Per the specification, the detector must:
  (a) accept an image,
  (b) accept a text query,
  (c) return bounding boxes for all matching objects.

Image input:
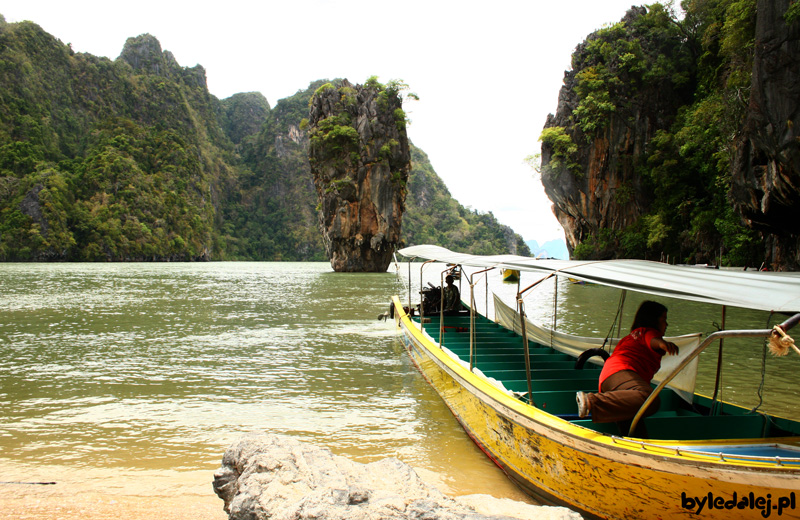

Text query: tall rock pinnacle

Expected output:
[307,78,411,272]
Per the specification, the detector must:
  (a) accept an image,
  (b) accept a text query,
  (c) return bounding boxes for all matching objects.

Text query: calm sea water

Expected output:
[0,262,797,504]
[0,262,531,504]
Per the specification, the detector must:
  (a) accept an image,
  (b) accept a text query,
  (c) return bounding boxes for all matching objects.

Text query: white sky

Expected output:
[3,1,639,243]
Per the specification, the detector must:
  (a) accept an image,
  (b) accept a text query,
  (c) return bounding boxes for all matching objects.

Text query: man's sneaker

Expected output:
[576,391,590,418]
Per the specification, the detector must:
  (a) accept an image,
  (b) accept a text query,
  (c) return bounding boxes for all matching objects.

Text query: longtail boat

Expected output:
[502,269,520,283]
[391,245,800,520]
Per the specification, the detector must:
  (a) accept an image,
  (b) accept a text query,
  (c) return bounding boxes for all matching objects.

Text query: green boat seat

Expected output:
[642,413,767,440]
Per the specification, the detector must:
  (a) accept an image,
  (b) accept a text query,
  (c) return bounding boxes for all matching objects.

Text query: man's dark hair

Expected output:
[630,300,667,331]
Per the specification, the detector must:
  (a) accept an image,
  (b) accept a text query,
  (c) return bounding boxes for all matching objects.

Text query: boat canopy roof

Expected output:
[398,245,800,313]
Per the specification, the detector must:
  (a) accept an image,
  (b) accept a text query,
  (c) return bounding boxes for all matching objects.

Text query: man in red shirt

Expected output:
[576,301,679,425]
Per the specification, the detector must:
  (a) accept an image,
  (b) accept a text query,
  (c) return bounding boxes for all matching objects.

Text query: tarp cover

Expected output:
[493,295,701,402]
[399,245,800,313]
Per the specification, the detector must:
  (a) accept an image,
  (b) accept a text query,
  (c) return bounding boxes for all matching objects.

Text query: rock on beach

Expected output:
[213,432,582,520]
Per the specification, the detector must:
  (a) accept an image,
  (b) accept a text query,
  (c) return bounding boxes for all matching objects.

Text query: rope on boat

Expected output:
[768,324,800,357]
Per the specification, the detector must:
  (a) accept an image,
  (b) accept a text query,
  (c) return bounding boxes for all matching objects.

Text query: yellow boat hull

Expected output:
[393,297,800,519]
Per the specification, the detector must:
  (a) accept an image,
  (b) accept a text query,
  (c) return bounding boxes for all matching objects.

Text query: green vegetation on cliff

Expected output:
[639,0,761,266]
[0,18,527,261]
[0,26,226,260]
[541,1,771,266]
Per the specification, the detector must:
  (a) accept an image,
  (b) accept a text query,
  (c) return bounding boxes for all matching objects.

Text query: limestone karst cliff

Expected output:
[732,0,800,270]
[540,6,694,260]
[307,79,411,272]
[540,2,799,269]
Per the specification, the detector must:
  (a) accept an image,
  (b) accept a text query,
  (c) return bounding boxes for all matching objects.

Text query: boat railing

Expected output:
[629,312,800,435]
[609,436,800,466]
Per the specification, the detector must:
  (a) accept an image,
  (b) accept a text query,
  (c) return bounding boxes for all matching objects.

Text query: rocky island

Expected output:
[307,79,412,272]
[0,17,526,262]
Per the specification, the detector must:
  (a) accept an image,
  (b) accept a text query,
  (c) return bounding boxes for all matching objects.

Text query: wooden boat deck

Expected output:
[414,312,800,442]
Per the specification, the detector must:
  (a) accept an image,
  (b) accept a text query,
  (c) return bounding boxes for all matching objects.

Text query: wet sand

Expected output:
[0,463,226,520]
[0,493,225,520]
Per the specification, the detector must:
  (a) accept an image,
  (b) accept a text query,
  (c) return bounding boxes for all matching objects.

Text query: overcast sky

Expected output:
[4,1,642,243]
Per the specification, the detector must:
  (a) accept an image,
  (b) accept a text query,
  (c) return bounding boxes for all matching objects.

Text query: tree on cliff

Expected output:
[0,28,223,261]
[540,1,798,269]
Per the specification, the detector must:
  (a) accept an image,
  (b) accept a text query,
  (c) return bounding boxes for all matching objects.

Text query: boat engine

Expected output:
[420,283,442,315]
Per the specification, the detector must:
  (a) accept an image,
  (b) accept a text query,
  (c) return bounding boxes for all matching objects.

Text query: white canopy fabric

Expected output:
[399,245,800,313]
[493,295,701,402]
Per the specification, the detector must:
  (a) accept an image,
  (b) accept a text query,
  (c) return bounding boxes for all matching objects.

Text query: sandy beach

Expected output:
[0,493,225,520]
[0,463,226,520]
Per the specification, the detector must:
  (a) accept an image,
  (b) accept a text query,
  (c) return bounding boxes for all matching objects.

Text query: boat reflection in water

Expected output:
[392,245,800,520]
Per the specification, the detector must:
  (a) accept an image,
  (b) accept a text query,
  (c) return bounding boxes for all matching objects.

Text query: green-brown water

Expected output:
[0,262,531,506]
[0,262,797,508]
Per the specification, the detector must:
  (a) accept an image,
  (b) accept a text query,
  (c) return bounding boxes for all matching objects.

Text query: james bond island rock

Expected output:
[307,78,411,272]
[212,432,583,520]
[732,0,800,270]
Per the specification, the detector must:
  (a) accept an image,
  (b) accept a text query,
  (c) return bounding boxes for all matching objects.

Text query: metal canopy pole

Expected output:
[468,267,495,372]
[419,259,436,333]
[485,272,489,320]
[439,270,445,347]
[518,296,533,405]
[553,275,559,333]
[407,256,414,315]
[711,305,727,415]
[617,290,627,340]
[515,272,557,407]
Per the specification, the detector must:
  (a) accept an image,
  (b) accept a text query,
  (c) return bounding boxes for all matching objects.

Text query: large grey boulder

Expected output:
[213,433,582,520]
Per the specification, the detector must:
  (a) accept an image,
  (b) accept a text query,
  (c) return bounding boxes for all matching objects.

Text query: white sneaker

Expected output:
[576,391,590,418]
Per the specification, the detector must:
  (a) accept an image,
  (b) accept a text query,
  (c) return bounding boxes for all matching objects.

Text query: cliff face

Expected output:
[119,33,208,89]
[540,3,799,268]
[541,88,657,255]
[540,7,689,257]
[307,79,411,272]
[219,92,271,146]
[732,0,800,270]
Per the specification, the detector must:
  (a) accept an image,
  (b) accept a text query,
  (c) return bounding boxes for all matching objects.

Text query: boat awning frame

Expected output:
[398,245,800,313]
